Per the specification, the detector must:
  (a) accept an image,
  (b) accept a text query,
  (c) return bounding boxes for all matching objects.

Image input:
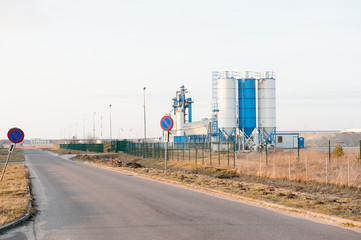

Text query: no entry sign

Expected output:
[160,116,173,131]
[7,128,25,144]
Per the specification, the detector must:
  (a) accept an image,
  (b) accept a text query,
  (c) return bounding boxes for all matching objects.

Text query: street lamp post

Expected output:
[83,119,86,141]
[109,104,112,141]
[143,87,147,143]
[75,122,78,139]
[93,112,96,140]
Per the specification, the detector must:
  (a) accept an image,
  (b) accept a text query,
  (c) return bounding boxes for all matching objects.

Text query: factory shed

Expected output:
[183,119,210,136]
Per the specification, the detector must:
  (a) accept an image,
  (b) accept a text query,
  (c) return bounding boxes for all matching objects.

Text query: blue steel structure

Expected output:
[219,129,237,143]
[259,128,277,145]
[238,79,256,137]
[187,97,192,123]
[172,85,193,124]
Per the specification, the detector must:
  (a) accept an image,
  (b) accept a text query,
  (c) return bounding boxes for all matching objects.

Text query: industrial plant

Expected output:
[164,71,286,151]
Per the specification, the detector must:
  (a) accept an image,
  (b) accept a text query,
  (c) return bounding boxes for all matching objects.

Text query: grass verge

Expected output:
[0,164,30,227]
[0,150,24,162]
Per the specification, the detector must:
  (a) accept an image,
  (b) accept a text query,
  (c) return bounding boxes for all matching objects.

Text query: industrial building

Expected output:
[163,71,303,151]
[276,132,304,149]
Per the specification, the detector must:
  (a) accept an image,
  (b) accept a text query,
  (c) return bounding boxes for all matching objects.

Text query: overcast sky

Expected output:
[1,0,360,140]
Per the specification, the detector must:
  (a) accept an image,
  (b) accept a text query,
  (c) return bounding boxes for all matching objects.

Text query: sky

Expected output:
[1,0,360,140]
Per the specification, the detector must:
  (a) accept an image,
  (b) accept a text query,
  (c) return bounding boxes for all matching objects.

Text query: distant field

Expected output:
[0,149,24,162]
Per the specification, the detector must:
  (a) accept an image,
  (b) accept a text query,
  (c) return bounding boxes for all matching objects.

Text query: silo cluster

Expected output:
[213,71,276,150]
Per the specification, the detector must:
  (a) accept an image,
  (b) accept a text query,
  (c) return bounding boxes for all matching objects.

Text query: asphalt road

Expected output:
[2,149,360,240]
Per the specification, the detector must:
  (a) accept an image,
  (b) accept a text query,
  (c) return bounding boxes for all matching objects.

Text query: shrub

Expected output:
[332,144,344,157]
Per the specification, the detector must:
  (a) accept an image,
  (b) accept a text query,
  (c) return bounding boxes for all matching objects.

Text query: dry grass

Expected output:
[163,148,361,188]
[236,150,361,188]
[0,164,29,227]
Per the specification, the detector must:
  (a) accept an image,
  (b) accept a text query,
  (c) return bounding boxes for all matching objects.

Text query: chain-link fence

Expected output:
[235,146,361,188]
[124,142,236,168]
[60,140,361,187]
[123,141,360,188]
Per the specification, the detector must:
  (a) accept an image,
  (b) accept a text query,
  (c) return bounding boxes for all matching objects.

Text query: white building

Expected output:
[30,139,51,145]
[276,133,303,149]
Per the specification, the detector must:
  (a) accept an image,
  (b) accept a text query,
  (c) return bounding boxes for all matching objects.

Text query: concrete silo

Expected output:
[218,77,237,141]
[258,75,276,146]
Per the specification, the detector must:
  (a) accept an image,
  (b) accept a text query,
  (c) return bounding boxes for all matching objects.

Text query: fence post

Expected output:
[347,158,350,189]
[183,142,185,161]
[359,140,361,161]
[329,140,331,163]
[326,157,328,185]
[195,143,198,164]
[233,143,236,169]
[162,142,164,158]
[305,156,308,181]
[297,139,300,163]
[265,142,268,165]
[210,142,212,166]
[145,143,147,158]
[218,142,220,166]
[202,142,205,165]
[227,142,230,167]
[165,142,168,174]
[188,142,191,161]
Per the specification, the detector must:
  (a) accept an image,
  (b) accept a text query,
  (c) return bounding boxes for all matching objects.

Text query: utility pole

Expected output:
[93,112,96,140]
[75,122,78,139]
[143,87,147,143]
[83,119,86,141]
[109,104,112,141]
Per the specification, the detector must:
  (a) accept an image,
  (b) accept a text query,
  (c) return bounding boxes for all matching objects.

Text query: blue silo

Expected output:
[238,79,256,137]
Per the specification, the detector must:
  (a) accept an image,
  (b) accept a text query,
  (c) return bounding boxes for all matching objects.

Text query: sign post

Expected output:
[160,116,173,174]
[1,128,25,181]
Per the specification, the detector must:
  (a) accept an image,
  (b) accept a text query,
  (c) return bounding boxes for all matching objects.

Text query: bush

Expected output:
[332,144,344,157]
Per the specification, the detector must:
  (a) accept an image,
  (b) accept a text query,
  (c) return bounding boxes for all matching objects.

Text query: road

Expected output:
[2,149,360,240]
